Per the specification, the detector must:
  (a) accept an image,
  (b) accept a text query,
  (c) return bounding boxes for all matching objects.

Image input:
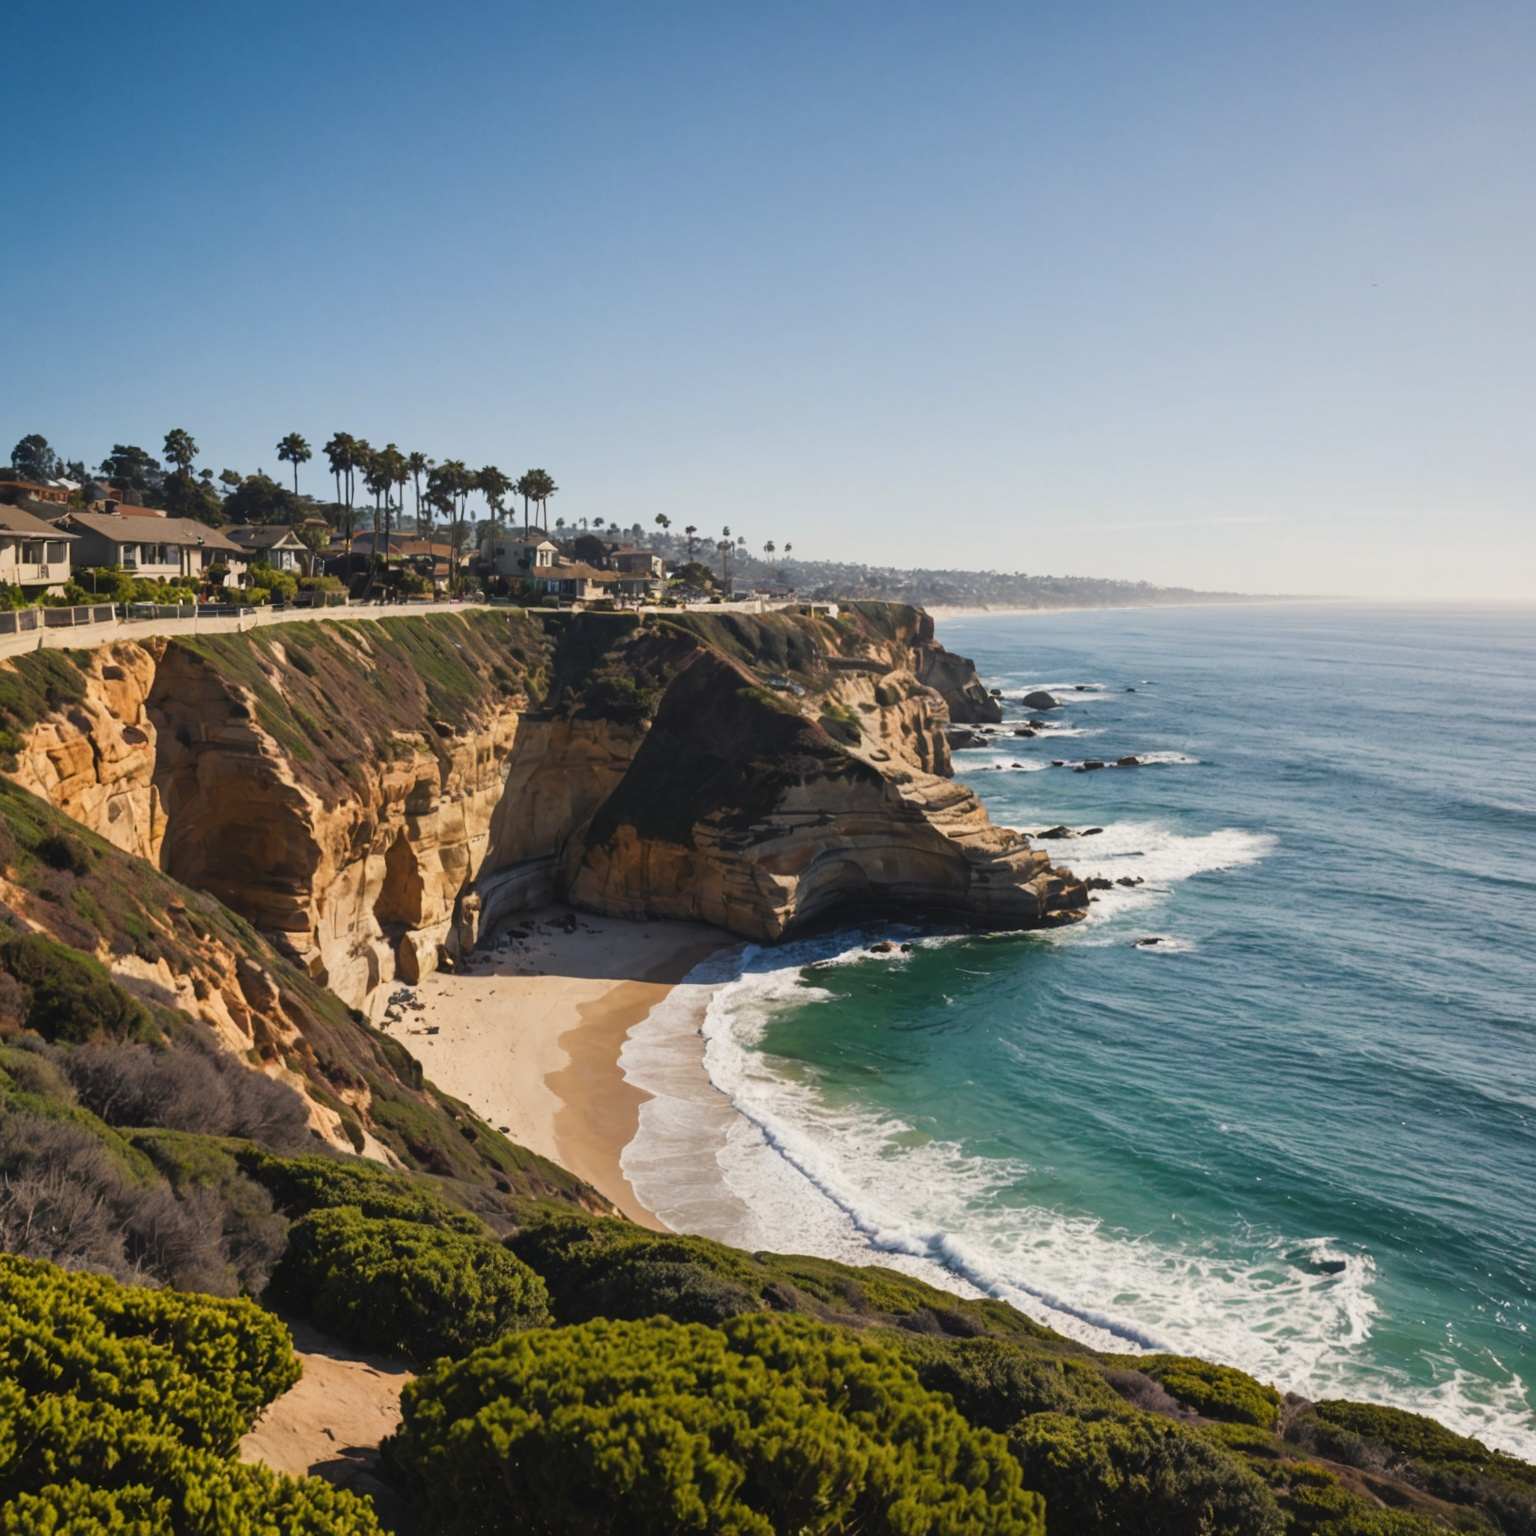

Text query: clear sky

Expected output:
[4,0,1532,598]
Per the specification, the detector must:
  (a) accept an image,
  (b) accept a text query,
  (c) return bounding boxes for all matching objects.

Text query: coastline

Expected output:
[391,909,727,1226]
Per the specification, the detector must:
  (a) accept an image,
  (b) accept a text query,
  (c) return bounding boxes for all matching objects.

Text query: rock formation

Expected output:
[3,603,1085,1010]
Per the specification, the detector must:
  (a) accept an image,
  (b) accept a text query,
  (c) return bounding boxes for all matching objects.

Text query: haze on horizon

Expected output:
[3,0,1532,603]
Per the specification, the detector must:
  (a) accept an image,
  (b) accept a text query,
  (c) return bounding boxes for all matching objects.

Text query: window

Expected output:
[21,542,44,563]
[46,542,67,563]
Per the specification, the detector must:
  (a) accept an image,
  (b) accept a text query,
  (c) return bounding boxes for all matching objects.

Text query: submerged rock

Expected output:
[1116,755,1141,768]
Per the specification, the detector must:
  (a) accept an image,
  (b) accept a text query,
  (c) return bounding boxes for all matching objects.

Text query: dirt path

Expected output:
[239,1320,414,1526]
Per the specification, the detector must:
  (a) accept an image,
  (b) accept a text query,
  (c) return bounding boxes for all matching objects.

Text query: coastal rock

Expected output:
[1022,690,1059,710]
[1012,727,1036,738]
[1085,876,1114,891]
[4,604,1087,1007]
[1036,825,1074,840]
[945,726,987,750]
[1117,876,1145,887]
[1117,755,1141,767]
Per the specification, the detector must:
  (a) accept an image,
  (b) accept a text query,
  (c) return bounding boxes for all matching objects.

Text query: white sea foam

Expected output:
[622,944,1536,1458]
[618,813,1535,1459]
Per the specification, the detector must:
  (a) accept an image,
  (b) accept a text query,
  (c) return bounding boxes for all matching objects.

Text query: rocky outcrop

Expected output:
[910,609,1003,723]
[3,604,1084,1009]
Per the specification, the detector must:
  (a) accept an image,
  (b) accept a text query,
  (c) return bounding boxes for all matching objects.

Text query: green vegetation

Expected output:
[510,1210,1056,1340]
[273,1204,549,1363]
[1011,1410,1284,1536]
[0,930,157,1043]
[0,1254,296,1453]
[388,1312,1043,1535]
[0,1256,380,1534]
[1129,1353,1283,1429]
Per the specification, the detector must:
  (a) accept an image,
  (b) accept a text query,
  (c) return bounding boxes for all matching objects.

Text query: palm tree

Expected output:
[408,452,431,533]
[655,513,671,544]
[717,539,731,587]
[324,433,358,550]
[764,540,775,558]
[360,447,390,591]
[477,465,511,543]
[378,443,408,566]
[162,428,197,480]
[516,468,557,533]
[276,432,311,494]
[513,471,535,534]
[684,524,698,558]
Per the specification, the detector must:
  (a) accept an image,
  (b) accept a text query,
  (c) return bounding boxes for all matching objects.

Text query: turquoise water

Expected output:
[622,603,1536,1458]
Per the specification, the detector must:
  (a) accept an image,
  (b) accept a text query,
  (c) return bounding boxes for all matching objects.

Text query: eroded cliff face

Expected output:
[2,603,1082,1009]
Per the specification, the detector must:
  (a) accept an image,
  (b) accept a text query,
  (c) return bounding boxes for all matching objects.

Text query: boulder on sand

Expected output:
[1022,690,1059,710]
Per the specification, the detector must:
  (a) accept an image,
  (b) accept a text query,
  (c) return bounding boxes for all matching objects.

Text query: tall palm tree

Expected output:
[684,524,698,559]
[162,428,197,480]
[655,513,671,544]
[717,539,731,587]
[324,433,358,551]
[517,468,557,533]
[408,452,430,534]
[378,444,408,566]
[477,465,511,542]
[514,471,536,534]
[276,432,311,494]
[764,540,775,558]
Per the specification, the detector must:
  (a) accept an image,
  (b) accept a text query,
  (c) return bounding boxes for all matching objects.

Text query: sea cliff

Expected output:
[2,603,1085,1010]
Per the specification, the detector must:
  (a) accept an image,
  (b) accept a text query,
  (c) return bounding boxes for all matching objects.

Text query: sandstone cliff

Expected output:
[1,604,1083,1009]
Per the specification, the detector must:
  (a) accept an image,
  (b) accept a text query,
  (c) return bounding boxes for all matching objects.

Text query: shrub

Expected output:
[1294,1401,1536,1535]
[1010,1409,1284,1536]
[0,1112,252,1293]
[62,1039,310,1146]
[509,1211,1059,1341]
[0,931,156,1043]
[388,1312,1044,1535]
[0,1395,383,1534]
[896,1334,1125,1431]
[272,1205,549,1362]
[234,1148,487,1232]
[247,564,298,602]
[1131,1354,1282,1428]
[0,1253,298,1452]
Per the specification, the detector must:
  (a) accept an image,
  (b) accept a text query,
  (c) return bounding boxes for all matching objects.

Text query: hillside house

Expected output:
[61,510,249,585]
[0,504,76,594]
[226,524,310,573]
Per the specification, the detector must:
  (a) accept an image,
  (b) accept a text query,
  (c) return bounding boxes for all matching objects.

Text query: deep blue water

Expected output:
[624,603,1536,1457]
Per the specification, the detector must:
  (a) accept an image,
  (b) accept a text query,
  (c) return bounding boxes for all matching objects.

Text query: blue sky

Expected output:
[4,0,1532,598]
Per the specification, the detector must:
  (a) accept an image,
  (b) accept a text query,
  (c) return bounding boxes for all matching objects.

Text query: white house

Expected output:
[0,503,77,595]
[482,528,560,577]
[226,524,310,573]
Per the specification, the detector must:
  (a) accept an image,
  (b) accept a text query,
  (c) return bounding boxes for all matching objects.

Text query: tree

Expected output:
[323,433,359,552]
[684,523,698,558]
[476,465,510,540]
[276,433,311,494]
[98,444,162,501]
[372,443,407,564]
[10,434,59,483]
[219,468,242,494]
[407,452,430,533]
[655,513,671,543]
[516,468,557,532]
[764,539,775,557]
[162,428,198,480]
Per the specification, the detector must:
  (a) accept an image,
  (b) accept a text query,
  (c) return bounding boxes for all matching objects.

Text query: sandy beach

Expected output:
[391,909,729,1225]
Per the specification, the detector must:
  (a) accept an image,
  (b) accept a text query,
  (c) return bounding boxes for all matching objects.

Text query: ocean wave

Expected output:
[622,945,1535,1458]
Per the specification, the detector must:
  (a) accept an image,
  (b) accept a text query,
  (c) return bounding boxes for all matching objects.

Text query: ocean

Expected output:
[619,602,1536,1460]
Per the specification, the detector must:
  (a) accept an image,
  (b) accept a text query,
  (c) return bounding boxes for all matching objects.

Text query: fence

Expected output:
[0,604,118,635]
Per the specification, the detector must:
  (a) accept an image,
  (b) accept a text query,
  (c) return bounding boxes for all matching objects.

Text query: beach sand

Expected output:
[395,909,729,1226]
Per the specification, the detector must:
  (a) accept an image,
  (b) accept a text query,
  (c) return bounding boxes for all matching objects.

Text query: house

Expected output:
[226,524,310,573]
[0,479,70,508]
[540,562,618,602]
[615,574,663,604]
[482,528,561,577]
[0,504,77,595]
[60,510,249,585]
[614,549,665,580]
